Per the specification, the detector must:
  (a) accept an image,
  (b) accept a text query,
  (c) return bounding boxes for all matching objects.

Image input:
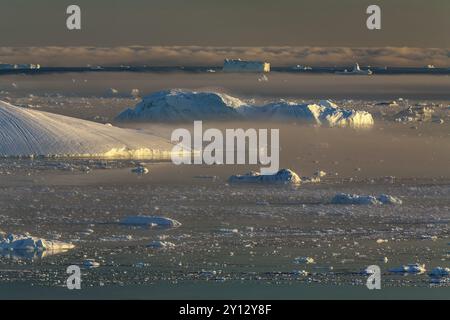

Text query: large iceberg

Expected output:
[116,89,245,122]
[115,89,374,128]
[0,100,175,158]
[229,169,301,185]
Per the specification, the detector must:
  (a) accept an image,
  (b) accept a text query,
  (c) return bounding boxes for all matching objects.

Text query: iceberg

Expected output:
[0,233,75,252]
[331,193,402,205]
[115,89,374,128]
[228,169,301,185]
[247,99,374,127]
[116,89,245,122]
[120,216,182,228]
[0,100,175,158]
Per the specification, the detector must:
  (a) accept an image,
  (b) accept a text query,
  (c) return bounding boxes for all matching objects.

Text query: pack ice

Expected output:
[0,233,75,252]
[229,169,301,185]
[0,100,174,158]
[116,89,374,128]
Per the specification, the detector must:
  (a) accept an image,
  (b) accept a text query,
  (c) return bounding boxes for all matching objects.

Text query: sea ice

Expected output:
[120,216,182,228]
[228,169,301,185]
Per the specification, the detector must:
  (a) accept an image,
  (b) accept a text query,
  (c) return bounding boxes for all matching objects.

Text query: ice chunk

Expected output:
[131,166,149,175]
[331,193,381,205]
[331,193,402,205]
[389,263,426,274]
[120,216,181,228]
[294,257,315,264]
[83,259,100,268]
[229,169,301,185]
[147,241,176,249]
[429,267,450,277]
[378,194,403,205]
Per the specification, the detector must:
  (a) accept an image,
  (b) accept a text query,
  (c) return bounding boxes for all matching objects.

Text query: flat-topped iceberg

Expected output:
[0,233,75,252]
[229,169,301,185]
[116,89,374,128]
[120,216,182,228]
[0,100,174,158]
[331,193,402,205]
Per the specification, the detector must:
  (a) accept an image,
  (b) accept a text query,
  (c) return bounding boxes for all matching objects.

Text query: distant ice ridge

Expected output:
[0,233,75,252]
[0,100,175,158]
[331,193,403,205]
[115,89,374,128]
[229,169,301,185]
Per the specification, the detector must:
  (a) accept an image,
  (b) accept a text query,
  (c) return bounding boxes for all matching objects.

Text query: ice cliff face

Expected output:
[0,100,174,157]
[116,89,374,128]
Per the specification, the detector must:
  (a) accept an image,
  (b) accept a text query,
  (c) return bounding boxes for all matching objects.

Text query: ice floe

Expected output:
[0,233,75,252]
[120,216,182,228]
[115,89,374,127]
[331,193,402,205]
[229,169,301,185]
[0,100,175,158]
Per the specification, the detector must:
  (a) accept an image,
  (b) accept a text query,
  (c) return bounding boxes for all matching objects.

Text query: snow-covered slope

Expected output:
[0,100,174,158]
[116,89,374,127]
[116,89,245,122]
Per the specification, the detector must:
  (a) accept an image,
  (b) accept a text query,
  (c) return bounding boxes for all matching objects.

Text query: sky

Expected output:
[0,0,449,66]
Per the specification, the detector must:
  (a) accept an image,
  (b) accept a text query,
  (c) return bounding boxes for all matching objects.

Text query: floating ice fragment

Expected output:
[294,257,315,264]
[83,259,100,268]
[229,169,301,185]
[147,241,176,249]
[331,193,402,205]
[389,263,426,274]
[120,216,181,228]
[429,267,450,277]
[131,166,149,175]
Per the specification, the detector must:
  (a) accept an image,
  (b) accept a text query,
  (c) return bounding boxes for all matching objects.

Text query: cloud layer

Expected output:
[0,46,449,67]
